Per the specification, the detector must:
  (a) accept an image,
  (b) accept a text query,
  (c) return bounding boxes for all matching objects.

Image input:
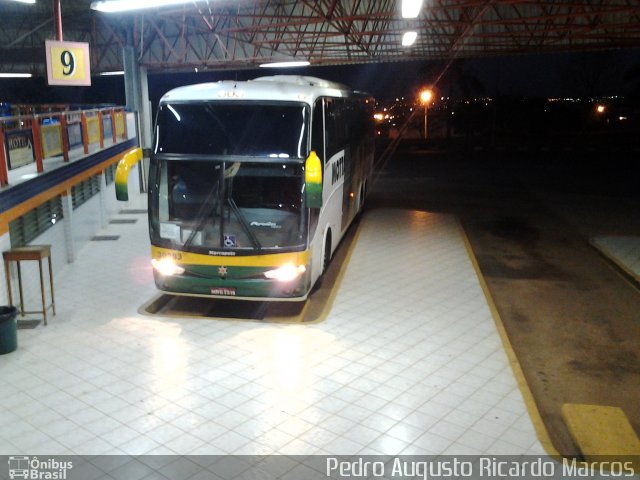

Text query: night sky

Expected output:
[1,48,639,106]
[142,49,640,110]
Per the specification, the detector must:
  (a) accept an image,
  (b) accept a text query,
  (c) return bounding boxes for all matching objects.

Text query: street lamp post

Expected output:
[420,89,433,140]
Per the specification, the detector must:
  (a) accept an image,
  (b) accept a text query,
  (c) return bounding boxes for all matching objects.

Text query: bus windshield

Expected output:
[155,102,308,158]
[150,160,306,252]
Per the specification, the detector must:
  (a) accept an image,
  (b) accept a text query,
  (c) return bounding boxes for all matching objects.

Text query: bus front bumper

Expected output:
[153,266,311,301]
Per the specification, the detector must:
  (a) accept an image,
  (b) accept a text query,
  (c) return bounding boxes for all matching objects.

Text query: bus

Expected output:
[120,75,374,300]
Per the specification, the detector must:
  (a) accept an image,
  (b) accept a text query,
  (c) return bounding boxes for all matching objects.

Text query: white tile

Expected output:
[118,435,162,455]
[366,434,411,455]
[164,432,207,454]
[0,205,540,457]
[208,430,250,454]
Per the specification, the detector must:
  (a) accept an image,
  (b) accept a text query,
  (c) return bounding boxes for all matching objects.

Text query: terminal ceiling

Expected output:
[0,0,639,74]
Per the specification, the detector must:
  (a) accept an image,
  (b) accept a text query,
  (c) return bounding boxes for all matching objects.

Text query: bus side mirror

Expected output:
[115,147,143,201]
[305,151,323,208]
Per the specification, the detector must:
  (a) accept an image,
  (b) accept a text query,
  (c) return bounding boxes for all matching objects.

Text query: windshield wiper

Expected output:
[226,197,262,250]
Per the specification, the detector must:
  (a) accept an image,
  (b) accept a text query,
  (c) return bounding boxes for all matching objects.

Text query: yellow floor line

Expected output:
[589,238,640,285]
[456,219,561,458]
[270,215,365,324]
[562,403,640,471]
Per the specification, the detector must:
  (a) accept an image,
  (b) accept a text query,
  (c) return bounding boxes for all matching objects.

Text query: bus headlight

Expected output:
[152,258,185,276]
[264,264,306,282]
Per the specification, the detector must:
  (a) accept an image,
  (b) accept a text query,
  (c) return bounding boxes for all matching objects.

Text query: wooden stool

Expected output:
[3,245,56,326]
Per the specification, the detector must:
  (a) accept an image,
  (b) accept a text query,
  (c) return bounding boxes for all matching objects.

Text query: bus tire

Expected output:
[357,182,366,217]
[322,230,332,274]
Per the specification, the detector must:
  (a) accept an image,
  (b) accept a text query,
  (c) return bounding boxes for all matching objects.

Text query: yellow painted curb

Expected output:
[562,403,640,470]
[456,219,561,458]
[590,237,640,285]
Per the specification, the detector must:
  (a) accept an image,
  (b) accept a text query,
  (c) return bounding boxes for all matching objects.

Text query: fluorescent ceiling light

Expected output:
[100,71,124,76]
[0,73,32,78]
[8,0,36,3]
[402,31,418,47]
[402,0,423,18]
[91,0,190,12]
[259,61,310,68]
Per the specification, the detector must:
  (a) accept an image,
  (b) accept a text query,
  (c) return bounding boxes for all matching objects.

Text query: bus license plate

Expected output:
[211,287,236,296]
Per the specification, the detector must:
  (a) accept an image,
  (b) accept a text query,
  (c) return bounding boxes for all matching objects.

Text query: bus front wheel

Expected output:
[322,230,332,274]
[358,183,367,214]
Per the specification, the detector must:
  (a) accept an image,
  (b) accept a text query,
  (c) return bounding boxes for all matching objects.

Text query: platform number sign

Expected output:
[45,40,91,86]
[60,50,75,76]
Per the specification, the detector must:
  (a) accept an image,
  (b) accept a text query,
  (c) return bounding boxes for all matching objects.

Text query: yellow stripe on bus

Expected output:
[151,246,310,267]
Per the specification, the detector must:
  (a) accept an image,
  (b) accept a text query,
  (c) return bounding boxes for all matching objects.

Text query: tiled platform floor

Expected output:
[0,195,545,456]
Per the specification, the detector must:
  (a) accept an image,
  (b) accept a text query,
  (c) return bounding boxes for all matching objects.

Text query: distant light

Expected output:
[0,73,32,78]
[596,105,606,114]
[373,113,384,121]
[402,31,418,47]
[402,0,423,18]
[194,67,198,72]
[619,116,628,121]
[420,89,433,104]
[259,61,310,68]
[91,0,189,12]
[8,0,36,3]
[100,71,124,76]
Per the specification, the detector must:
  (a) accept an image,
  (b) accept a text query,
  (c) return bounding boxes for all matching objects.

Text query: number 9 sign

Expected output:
[60,50,75,76]
[45,40,91,86]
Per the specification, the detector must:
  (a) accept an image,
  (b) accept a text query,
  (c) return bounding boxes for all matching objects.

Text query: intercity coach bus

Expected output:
[123,76,374,300]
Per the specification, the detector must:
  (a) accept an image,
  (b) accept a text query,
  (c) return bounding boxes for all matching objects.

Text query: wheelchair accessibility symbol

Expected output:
[224,235,237,248]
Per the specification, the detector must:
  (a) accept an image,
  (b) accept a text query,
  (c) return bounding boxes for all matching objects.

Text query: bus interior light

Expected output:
[264,264,306,282]
[152,258,185,276]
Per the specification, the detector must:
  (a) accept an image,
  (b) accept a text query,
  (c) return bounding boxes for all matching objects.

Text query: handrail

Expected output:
[0,107,124,125]
[0,105,130,187]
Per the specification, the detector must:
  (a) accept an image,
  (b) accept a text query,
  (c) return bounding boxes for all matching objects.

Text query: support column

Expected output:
[123,45,150,194]
[98,172,107,229]
[0,125,9,186]
[123,46,141,115]
[61,191,75,263]
[0,232,11,305]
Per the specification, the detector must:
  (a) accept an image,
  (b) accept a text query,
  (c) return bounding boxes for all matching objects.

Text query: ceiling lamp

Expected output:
[0,73,33,78]
[402,0,423,18]
[7,0,36,4]
[259,61,311,68]
[91,0,191,12]
[402,31,418,47]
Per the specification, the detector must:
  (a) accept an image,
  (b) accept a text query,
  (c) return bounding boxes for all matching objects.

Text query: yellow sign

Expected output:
[86,117,100,145]
[40,124,63,158]
[45,40,91,86]
[114,112,125,138]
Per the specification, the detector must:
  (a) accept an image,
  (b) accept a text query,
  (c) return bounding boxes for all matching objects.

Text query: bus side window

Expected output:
[325,98,350,160]
[311,98,324,164]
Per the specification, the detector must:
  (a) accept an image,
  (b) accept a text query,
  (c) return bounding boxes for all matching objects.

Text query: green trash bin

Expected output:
[0,305,18,355]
